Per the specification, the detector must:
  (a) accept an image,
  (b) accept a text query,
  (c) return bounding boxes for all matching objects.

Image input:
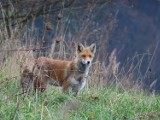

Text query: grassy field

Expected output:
[0,73,160,120]
[0,37,159,120]
[0,45,159,120]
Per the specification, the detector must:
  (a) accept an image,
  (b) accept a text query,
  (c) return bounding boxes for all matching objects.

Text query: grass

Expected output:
[0,46,159,120]
[0,31,158,119]
[0,74,160,120]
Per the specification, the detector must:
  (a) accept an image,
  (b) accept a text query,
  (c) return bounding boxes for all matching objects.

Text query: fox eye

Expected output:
[82,55,86,58]
[89,55,92,58]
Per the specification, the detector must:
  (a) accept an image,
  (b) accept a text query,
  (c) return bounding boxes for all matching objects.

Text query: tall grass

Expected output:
[0,31,160,119]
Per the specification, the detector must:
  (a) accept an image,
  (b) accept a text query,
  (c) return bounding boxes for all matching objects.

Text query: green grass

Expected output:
[0,76,160,120]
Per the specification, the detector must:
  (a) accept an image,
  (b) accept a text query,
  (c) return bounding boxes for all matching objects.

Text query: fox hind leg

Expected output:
[33,77,47,92]
[20,72,34,96]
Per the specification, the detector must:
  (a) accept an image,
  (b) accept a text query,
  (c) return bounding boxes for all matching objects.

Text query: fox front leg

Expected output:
[72,85,80,96]
[62,80,71,94]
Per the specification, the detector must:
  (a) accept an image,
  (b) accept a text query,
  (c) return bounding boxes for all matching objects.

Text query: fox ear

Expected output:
[90,43,96,53]
[77,43,84,52]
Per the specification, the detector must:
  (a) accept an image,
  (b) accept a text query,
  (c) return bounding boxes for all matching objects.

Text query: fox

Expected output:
[20,43,96,96]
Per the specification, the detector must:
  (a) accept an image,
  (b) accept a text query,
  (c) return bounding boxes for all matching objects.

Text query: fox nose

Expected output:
[87,61,90,64]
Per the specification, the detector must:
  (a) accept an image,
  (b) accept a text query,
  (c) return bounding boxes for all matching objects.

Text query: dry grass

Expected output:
[0,38,145,93]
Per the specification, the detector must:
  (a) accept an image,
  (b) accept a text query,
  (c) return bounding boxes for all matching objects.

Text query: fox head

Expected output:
[77,43,96,66]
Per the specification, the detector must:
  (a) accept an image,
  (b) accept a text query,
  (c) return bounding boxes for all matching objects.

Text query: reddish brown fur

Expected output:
[78,47,94,60]
[33,57,77,91]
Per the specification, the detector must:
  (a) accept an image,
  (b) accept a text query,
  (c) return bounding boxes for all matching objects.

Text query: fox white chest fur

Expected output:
[70,63,90,93]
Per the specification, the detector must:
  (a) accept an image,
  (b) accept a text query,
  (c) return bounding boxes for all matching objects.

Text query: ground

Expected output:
[0,76,160,120]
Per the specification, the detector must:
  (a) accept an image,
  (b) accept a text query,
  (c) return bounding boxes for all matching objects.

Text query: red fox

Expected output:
[20,43,96,96]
